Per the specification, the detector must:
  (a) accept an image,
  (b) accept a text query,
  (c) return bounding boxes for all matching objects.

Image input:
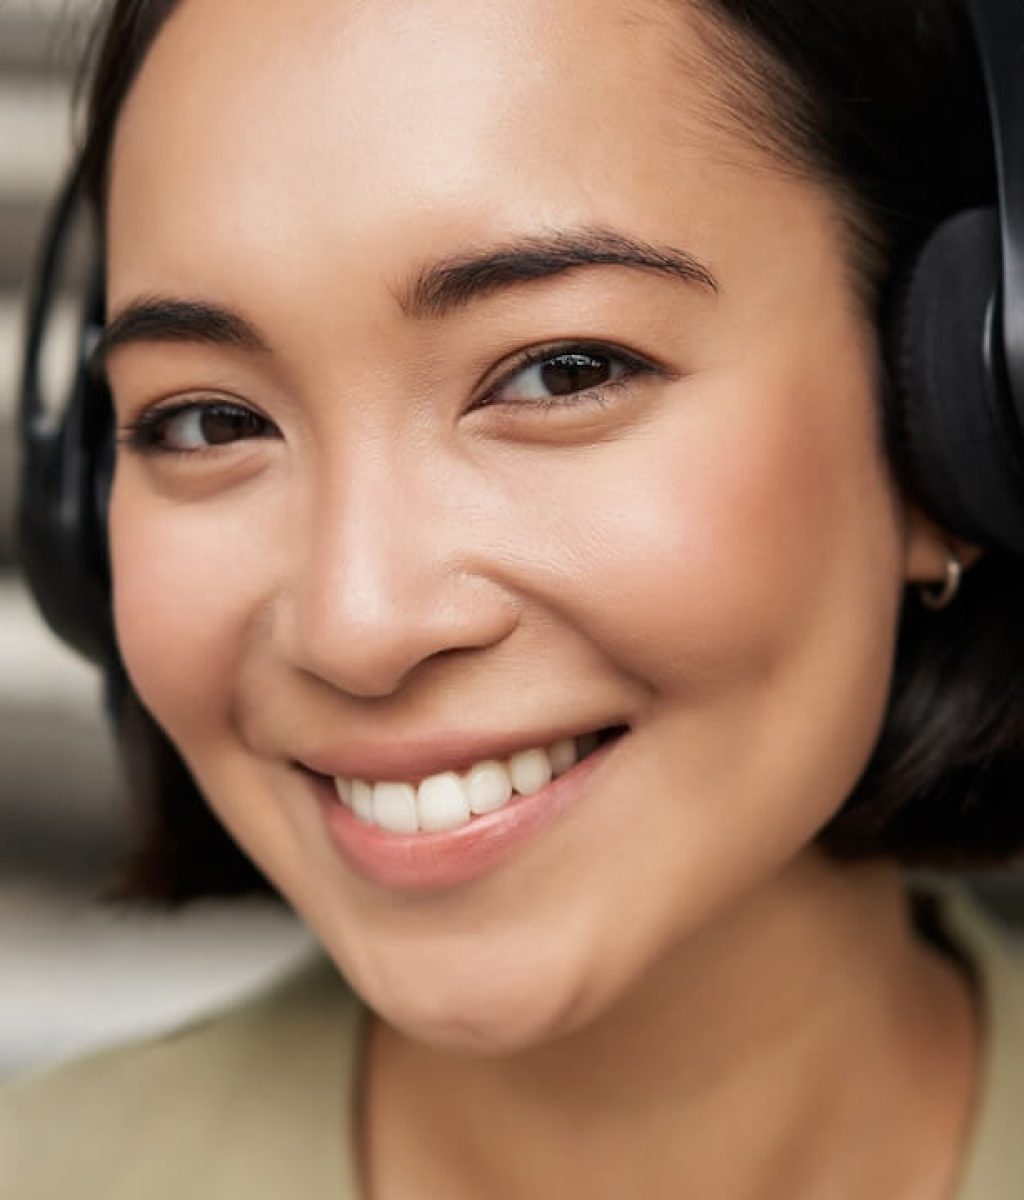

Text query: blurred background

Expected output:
[0,0,311,1082]
[2,0,1022,1085]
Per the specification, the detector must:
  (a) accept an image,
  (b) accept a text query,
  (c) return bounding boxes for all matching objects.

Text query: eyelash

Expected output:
[116,340,662,458]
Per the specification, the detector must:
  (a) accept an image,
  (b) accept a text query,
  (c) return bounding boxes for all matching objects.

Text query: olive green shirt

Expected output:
[1,881,1022,1198]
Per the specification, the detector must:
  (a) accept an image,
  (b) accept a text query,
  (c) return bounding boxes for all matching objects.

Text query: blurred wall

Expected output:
[0,0,119,876]
[0,0,91,561]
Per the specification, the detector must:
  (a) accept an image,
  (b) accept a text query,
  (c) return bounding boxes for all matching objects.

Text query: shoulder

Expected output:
[0,951,365,1200]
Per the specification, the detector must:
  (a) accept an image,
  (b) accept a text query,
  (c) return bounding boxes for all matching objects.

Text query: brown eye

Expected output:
[481,342,657,413]
[537,353,613,395]
[192,407,267,445]
[120,402,277,456]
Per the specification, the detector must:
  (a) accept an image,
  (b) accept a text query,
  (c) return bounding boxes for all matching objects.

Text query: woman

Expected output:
[4,0,1024,1195]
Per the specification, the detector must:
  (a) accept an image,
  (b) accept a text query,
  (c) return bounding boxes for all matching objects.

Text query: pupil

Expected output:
[541,354,608,395]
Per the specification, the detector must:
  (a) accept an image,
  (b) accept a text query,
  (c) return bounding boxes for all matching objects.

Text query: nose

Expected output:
[278,442,518,698]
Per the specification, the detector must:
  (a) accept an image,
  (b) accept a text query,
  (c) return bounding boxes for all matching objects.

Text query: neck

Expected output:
[359,853,980,1200]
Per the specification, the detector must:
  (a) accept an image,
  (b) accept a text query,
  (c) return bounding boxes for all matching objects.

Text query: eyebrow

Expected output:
[94,225,718,369]
[91,297,270,375]
[398,226,719,319]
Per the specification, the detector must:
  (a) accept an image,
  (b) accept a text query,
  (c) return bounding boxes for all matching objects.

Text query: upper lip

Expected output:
[297,720,625,784]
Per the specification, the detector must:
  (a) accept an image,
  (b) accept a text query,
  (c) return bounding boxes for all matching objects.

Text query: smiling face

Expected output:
[104,0,934,1051]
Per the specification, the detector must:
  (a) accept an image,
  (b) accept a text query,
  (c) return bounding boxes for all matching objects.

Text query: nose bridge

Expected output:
[284,430,512,697]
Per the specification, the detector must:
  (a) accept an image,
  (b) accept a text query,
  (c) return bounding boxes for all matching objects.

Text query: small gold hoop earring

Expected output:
[918,549,963,611]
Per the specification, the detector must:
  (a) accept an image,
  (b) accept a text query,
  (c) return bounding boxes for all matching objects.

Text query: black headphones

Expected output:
[16,0,1024,668]
[18,155,114,667]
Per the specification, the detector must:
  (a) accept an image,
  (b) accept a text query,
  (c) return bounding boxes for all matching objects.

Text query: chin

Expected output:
[340,937,605,1057]
[385,988,586,1057]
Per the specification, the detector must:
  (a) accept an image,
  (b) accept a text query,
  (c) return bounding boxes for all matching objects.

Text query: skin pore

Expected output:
[102,0,980,1196]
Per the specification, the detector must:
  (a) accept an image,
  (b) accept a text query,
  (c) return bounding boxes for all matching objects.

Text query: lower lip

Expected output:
[310,733,626,892]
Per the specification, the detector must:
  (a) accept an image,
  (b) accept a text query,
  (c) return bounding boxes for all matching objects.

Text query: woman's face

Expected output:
[105,0,940,1050]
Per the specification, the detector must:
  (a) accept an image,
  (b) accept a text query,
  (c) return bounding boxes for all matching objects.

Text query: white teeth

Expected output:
[372,782,419,834]
[507,747,553,796]
[464,760,513,815]
[333,729,605,834]
[417,772,471,832]
[547,737,577,777]
[351,779,375,823]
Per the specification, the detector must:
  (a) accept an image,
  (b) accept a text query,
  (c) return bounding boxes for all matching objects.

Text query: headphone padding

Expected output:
[888,206,1024,555]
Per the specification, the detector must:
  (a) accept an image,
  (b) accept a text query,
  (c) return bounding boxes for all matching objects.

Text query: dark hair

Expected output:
[73,0,1024,904]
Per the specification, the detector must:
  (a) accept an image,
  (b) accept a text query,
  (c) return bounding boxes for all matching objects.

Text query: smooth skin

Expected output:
[104,0,979,1195]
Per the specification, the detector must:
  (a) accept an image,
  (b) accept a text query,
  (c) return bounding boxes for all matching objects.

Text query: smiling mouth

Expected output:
[319,723,629,837]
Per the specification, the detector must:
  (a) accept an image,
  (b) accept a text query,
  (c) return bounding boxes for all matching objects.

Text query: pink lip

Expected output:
[299,721,620,785]
[309,732,626,892]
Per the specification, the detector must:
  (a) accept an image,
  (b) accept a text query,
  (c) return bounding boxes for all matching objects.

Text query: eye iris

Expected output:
[198,408,262,445]
[540,354,610,396]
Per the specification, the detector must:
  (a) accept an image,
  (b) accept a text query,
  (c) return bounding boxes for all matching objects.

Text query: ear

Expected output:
[903,503,984,584]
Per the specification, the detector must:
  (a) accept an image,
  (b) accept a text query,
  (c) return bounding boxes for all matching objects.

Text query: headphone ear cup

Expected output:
[885,206,1024,555]
[18,164,119,666]
[18,365,117,666]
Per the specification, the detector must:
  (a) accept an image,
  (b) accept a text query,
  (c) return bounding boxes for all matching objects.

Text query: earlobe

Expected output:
[902,502,983,585]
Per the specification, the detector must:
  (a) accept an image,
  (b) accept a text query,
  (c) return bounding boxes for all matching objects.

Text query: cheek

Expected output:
[510,348,906,857]
[545,360,903,694]
[107,469,273,745]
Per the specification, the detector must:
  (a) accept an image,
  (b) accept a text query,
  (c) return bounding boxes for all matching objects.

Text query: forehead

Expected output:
[117,0,690,155]
[106,0,765,308]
